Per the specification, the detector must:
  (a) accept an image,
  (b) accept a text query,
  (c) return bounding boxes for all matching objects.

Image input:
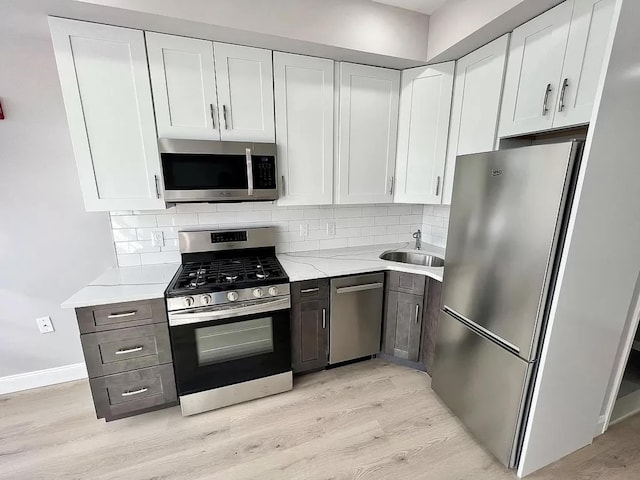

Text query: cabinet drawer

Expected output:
[81,323,172,378]
[76,298,166,333]
[89,364,177,421]
[386,271,426,295]
[291,278,329,302]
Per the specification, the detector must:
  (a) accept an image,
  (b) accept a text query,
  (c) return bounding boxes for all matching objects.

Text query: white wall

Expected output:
[518,0,640,475]
[426,0,562,62]
[59,0,430,67]
[110,204,425,267]
[0,1,116,378]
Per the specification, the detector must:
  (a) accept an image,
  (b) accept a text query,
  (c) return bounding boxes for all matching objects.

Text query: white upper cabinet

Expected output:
[274,53,334,206]
[554,0,616,128]
[443,35,510,205]
[336,63,400,205]
[500,0,616,137]
[499,1,573,137]
[213,43,275,142]
[49,18,164,212]
[394,62,454,205]
[146,32,219,140]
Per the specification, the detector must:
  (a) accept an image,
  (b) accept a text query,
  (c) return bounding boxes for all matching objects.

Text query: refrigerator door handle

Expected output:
[443,306,521,356]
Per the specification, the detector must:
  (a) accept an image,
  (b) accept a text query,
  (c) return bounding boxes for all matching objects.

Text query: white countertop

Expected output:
[277,242,445,283]
[61,263,180,309]
[62,242,444,309]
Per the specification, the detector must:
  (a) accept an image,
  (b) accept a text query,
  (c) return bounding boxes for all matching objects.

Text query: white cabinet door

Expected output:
[146,32,219,140]
[499,1,573,137]
[554,0,616,128]
[213,43,275,142]
[395,62,454,205]
[49,18,164,212]
[336,63,400,205]
[274,53,334,206]
[443,34,510,205]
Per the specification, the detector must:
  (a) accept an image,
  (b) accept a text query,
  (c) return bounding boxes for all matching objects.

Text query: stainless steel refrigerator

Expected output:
[431,141,583,469]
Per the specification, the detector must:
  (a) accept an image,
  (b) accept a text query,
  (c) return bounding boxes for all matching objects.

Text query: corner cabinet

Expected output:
[499,0,616,137]
[49,18,164,212]
[146,33,275,143]
[394,62,454,204]
[274,53,334,206]
[442,35,509,205]
[336,63,400,205]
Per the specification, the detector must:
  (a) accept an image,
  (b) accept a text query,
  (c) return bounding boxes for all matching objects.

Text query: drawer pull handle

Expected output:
[107,311,137,319]
[115,346,143,355]
[300,288,319,294]
[336,282,384,294]
[121,387,148,397]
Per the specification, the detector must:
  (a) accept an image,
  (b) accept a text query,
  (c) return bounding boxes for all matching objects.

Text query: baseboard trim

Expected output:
[0,363,88,395]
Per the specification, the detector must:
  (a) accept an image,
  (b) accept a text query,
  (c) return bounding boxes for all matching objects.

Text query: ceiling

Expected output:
[371,0,448,15]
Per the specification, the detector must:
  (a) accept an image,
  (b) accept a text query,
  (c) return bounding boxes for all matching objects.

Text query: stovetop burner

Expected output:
[167,255,288,296]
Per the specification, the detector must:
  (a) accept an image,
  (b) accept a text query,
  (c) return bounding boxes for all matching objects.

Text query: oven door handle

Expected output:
[169,297,290,327]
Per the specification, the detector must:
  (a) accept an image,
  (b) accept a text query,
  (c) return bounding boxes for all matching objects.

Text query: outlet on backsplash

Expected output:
[151,231,165,247]
[299,223,309,238]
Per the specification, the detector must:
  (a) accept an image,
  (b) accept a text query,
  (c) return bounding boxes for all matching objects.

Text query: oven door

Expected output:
[169,298,291,396]
[159,139,278,202]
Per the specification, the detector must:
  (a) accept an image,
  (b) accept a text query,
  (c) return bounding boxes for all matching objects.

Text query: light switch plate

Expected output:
[151,231,165,247]
[36,316,54,334]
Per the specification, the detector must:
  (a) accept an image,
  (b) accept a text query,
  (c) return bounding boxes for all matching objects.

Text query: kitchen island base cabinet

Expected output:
[291,279,329,374]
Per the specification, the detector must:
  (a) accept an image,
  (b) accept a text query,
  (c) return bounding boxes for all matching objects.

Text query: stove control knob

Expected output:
[268,286,279,296]
[253,288,264,298]
[184,296,195,307]
[201,294,212,305]
[227,291,239,302]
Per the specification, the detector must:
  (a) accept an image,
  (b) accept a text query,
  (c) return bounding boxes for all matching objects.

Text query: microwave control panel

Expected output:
[253,157,277,189]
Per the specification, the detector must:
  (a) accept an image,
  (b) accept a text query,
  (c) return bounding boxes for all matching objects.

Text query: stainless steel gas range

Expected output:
[165,227,292,416]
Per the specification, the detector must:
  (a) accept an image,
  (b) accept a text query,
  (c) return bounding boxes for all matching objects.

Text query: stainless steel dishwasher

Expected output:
[329,272,385,364]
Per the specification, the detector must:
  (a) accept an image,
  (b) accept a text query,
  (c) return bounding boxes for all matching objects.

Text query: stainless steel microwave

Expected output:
[159,139,278,203]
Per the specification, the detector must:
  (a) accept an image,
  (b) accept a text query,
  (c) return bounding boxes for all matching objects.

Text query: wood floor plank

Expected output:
[1,359,639,479]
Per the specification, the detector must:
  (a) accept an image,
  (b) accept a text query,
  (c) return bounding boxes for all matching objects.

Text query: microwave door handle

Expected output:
[246,147,254,196]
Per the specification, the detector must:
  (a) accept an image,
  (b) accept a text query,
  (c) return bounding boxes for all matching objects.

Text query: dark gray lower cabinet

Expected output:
[383,272,443,373]
[75,298,177,421]
[291,279,329,374]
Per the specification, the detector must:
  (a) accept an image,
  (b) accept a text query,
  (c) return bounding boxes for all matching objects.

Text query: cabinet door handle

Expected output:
[154,175,161,199]
[209,103,216,129]
[107,311,137,319]
[246,148,254,196]
[322,308,326,329]
[281,175,286,196]
[222,105,229,129]
[415,304,420,323]
[542,83,552,116]
[558,78,569,112]
[388,176,395,195]
[435,176,441,196]
[121,387,148,397]
[300,287,319,294]
[115,346,143,355]
[336,282,384,294]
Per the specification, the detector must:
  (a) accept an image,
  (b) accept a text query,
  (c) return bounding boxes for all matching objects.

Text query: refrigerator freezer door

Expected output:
[442,142,578,360]
[432,309,533,468]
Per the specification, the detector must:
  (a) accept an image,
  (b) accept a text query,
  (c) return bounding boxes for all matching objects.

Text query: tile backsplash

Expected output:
[110,202,435,267]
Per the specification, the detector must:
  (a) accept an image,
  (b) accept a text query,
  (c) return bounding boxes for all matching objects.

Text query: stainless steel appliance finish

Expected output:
[329,273,385,364]
[159,139,278,203]
[166,283,290,313]
[432,141,582,469]
[379,250,444,267]
[179,371,293,416]
[178,227,276,255]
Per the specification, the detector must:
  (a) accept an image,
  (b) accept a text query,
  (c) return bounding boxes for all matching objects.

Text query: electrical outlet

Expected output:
[299,223,309,238]
[36,316,54,334]
[327,221,336,237]
[151,230,165,247]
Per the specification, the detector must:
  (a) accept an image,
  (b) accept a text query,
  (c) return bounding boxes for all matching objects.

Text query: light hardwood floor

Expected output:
[1,359,639,479]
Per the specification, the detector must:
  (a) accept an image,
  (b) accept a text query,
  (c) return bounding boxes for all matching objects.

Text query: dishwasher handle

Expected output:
[335,282,384,294]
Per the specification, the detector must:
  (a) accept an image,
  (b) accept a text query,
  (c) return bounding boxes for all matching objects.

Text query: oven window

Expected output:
[161,153,248,190]
[195,317,274,365]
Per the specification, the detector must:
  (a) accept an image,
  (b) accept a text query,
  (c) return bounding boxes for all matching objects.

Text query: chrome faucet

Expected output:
[412,229,422,250]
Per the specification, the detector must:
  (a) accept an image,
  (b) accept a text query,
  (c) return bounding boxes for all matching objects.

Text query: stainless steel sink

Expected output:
[379,251,445,267]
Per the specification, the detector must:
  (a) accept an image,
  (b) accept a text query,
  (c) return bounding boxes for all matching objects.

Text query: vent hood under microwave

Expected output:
[159,139,278,203]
